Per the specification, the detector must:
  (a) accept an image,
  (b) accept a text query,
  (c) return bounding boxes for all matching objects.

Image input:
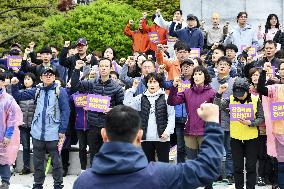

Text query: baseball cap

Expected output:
[76,38,87,46]
[180,59,194,67]
[41,67,56,76]
[187,14,196,21]
[233,78,250,97]
[10,43,22,50]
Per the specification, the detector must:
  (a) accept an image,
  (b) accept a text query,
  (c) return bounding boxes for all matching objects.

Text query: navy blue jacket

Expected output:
[169,23,204,49]
[71,69,124,127]
[73,122,224,189]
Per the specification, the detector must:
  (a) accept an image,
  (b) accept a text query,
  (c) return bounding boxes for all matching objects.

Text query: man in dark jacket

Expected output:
[169,14,204,49]
[59,38,98,80]
[71,58,124,164]
[73,103,223,189]
[255,40,280,72]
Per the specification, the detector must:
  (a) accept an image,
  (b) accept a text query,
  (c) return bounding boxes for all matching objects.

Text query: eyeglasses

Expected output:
[42,73,54,77]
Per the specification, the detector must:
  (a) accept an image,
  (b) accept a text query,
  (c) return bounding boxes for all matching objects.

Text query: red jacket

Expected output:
[124,24,150,53]
[141,19,167,51]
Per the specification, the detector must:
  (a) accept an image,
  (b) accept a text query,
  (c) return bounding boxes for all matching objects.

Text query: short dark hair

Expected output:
[190,66,211,85]
[99,58,112,67]
[225,44,238,53]
[110,71,119,78]
[264,40,277,48]
[214,45,225,55]
[145,72,163,88]
[104,105,141,143]
[237,12,248,20]
[102,46,116,60]
[279,60,284,71]
[24,72,37,86]
[173,9,182,16]
[217,56,232,67]
[141,59,155,67]
[275,50,284,59]
[174,40,190,52]
[40,47,52,54]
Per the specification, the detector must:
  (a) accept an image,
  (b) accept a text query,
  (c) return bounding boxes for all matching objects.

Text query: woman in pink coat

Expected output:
[0,73,23,188]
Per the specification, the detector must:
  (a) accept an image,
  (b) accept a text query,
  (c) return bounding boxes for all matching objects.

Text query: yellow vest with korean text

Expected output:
[230,94,259,140]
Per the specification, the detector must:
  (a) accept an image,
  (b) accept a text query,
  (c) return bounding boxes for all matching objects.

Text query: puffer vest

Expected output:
[140,94,168,140]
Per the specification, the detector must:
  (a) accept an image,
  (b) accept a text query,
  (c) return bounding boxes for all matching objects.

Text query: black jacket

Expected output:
[71,69,124,127]
[59,47,98,80]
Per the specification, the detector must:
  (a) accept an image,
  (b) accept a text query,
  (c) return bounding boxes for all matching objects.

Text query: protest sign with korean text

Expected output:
[148,32,160,43]
[240,45,257,57]
[86,94,111,112]
[270,102,284,121]
[178,80,191,92]
[229,104,254,121]
[73,94,88,107]
[7,56,22,69]
[189,48,200,59]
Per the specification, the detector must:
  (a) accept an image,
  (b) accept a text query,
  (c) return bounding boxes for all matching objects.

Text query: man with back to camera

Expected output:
[73,103,224,189]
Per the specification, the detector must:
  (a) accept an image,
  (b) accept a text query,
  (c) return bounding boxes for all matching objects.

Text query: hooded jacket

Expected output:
[141,19,168,51]
[11,82,70,141]
[73,122,224,189]
[124,23,150,53]
[168,84,215,136]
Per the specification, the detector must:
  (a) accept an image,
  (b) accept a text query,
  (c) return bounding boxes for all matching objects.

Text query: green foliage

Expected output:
[0,0,59,52]
[110,0,180,21]
[43,0,142,58]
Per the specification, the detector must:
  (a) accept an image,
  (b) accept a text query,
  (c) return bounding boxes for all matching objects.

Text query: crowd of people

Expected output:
[0,7,284,189]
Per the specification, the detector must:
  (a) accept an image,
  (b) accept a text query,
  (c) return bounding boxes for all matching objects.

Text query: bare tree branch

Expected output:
[0,34,20,46]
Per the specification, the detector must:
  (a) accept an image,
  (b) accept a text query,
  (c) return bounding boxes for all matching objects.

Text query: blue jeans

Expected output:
[0,165,11,184]
[175,120,186,163]
[224,131,233,177]
[20,127,31,169]
[278,162,284,188]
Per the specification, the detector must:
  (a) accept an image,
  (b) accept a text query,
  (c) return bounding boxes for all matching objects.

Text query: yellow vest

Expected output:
[230,95,259,140]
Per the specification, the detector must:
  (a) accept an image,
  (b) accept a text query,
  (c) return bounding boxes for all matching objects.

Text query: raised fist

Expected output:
[11,77,19,85]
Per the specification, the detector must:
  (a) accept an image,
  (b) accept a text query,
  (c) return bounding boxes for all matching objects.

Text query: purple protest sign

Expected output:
[229,104,254,121]
[167,35,177,43]
[86,94,111,112]
[270,102,284,121]
[266,66,275,79]
[148,32,160,43]
[240,45,257,57]
[189,48,200,58]
[178,80,191,92]
[7,56,22,69]
[73,94,88,107]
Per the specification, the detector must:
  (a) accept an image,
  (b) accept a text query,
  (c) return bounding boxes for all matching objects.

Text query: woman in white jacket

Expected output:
[124,72,175,163]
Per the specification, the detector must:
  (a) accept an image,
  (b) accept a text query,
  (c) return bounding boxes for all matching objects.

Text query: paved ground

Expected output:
[9,173,272,189]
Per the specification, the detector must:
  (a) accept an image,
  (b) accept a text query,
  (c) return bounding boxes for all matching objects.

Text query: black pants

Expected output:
[257,135,269,178]
[77,127,103,169]
[32,138,63,189]
[141,141,170,163]
[231,138,259,189]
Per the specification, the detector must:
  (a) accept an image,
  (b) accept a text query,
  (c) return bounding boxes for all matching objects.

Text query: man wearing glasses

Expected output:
[11,67,70,189]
